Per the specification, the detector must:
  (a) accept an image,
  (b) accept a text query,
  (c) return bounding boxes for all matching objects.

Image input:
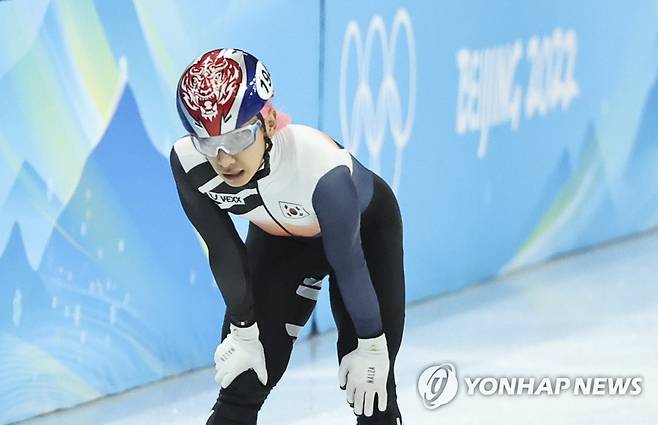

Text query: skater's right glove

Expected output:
[214,322,268,389]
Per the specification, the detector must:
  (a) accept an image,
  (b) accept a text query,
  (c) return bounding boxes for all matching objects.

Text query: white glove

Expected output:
[214,322,268,389]
[338,333,390,416]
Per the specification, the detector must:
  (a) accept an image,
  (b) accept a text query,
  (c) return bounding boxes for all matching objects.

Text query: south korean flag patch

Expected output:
[279,201,310,219]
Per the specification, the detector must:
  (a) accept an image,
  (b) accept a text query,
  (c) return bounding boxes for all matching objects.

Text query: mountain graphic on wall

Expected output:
[93,0,182,156]
[0,162,63,269]
[0,85,223,423]
[504,123,619,270]
[0,223,69,425]
[0,223,50,330]
[515,150,573,248]
[560,125,620,249]
[621,70,658,231]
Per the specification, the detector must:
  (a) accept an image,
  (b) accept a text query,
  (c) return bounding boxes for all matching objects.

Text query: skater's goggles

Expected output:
[191,119,262,157]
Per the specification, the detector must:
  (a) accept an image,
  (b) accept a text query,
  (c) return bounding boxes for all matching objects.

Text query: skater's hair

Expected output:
[259,100,291,134]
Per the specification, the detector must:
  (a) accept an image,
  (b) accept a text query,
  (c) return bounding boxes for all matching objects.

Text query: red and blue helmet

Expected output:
[176,48,274,138]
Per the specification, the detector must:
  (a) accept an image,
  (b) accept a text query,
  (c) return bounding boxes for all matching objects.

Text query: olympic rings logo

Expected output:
[339,8,416,194]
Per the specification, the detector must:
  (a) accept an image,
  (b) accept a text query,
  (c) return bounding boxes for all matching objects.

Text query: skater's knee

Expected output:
[220,371,271,404]
[355,392,401,424]
[208,371,272,425]
[355,406,402,425]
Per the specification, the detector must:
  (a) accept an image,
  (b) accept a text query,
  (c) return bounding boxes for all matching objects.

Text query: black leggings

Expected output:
[207,174,405,425]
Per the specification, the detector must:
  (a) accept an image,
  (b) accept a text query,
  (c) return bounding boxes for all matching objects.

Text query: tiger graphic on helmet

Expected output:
[179,50,243,135]
[177,48,274,138]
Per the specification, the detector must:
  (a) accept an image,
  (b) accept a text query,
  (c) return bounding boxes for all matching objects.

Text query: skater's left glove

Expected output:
[338,333,390,417]
[214,322,268,389]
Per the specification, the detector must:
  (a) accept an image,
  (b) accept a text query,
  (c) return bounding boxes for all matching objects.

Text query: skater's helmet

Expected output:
[176,48,274,139]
